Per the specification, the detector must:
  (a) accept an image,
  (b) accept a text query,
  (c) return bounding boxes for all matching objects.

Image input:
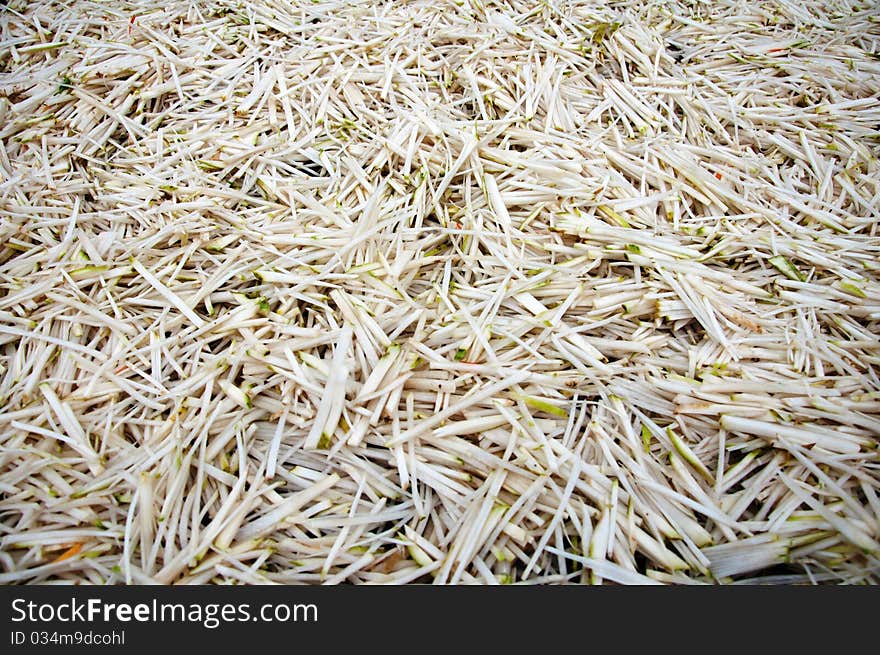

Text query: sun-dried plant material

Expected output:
[1,0,879,585]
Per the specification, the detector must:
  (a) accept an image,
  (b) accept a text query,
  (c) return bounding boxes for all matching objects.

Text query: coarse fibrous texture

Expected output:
[1,0,879,585]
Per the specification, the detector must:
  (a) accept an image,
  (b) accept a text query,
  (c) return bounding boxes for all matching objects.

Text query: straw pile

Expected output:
[1,0,879,584]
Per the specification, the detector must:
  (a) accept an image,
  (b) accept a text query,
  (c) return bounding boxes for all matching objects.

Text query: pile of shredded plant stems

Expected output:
[1,0,879,585]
